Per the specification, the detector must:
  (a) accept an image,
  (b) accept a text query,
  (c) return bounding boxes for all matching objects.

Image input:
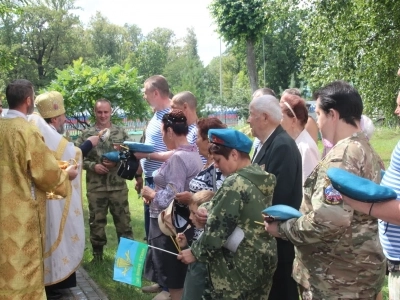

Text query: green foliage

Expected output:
[163,28,206,109]
[132,41,167,80]
[45,58,146,129]
[209,0,267,43]
[209,0,269,92]
[258,0,303,93]
[88,12,131,65]
[146,27,175,53]
[0,0,84,88]
[300,0,400,122]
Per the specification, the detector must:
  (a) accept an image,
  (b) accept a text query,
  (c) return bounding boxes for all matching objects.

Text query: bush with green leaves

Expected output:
[45,58,147,129]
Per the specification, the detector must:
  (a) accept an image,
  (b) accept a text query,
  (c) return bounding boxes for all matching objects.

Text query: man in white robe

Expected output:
[29,91,84,299]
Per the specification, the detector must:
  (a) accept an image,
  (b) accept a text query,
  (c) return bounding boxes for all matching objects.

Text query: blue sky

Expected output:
[74,0,226,66]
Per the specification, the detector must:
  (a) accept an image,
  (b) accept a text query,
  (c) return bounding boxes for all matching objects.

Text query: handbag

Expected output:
[117,155,139,180]
[158,184,192,237]
[158,199,177,236]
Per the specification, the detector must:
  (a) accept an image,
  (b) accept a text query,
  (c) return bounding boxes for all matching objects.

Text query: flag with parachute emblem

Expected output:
[113,238,148,287]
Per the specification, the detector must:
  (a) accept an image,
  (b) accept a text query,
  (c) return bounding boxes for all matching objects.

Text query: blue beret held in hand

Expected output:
[262,204,302,222]
[102,151,121,163]
[123,141,154,153]
[327,167,396,203]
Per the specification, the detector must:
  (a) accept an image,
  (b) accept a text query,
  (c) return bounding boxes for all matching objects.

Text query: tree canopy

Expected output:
[45,58,146,128]
[1,0,400,125]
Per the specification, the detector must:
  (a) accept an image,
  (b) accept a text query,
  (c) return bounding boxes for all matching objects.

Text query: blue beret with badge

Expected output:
[327,167,396,203]
[102,151,121,163]
[262,204,302,222]
[208,128,252,154]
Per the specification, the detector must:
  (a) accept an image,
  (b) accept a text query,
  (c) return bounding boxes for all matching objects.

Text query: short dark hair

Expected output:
[172,91,197,110]
[95,98,112,110]
[5,79,34,109]
[314,80,362,127]
[197,117,226,140]
[145,75,170,97]
[162,109,188,136]
[208,143,250,160]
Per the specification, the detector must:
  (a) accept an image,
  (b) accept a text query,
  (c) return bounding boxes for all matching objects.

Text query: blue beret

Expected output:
[102,151,121,163]
[123,141,154,153]
[327,167,396,203]
[262,204,302,221]
[208,128,252,154]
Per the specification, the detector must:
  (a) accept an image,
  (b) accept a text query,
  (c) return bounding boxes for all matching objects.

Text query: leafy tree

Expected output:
[163,28,205,108]
[124,23,143,52]
[147,27,175,54]
[87,12,129,65]
[132,40,167,79]
[0,0,83,88]
[45,58,146,129]
[209,0,268,92]
[300,0,400,122]
[258,0,303,94]
[0,0,24,77]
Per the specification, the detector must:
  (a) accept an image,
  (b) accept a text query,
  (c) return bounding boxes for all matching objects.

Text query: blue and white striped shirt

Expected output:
[379,140,400,261]
[141,108,170,178]
[187,123,206,164]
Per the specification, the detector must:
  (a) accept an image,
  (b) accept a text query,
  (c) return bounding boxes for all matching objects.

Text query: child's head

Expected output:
[189,190,214,228]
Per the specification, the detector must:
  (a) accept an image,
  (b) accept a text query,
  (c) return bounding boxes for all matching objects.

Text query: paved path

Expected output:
[58,267,109,300]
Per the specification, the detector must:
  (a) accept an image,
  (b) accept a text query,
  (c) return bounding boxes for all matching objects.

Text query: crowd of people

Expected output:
[0,74,399,300]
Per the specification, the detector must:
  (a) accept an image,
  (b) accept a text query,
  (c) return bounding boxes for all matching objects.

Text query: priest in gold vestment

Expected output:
[0,80,77,300]
[29,91,85,298]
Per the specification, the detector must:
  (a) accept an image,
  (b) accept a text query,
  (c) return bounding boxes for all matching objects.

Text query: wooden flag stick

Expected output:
[170,235,181,252]
[148,245,178,256]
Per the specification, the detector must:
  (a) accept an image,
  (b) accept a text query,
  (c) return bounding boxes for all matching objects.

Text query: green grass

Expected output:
[370,127,400,168]
[81,127,398,300]
[80,183,154,300]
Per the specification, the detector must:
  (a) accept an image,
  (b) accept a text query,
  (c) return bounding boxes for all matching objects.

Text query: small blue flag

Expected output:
[113,238,148,287]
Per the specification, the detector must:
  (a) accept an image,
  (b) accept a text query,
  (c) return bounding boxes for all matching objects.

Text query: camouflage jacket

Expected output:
[279,132,386,299]
[75,124,129,192]
[191,164,277,293]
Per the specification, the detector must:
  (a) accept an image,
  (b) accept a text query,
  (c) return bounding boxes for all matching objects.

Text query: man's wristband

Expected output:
[134,174,142,179]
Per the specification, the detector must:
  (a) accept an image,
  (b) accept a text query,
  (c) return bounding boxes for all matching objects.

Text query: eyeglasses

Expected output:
[262,213,276,223]
[282,101,297,119]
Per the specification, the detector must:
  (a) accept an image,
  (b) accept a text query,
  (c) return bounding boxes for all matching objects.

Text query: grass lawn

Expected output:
[80,127,399,300]
[81,182,153,300]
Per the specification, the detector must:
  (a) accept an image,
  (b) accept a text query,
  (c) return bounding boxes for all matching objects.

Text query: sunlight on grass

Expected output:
[80,180,154,300]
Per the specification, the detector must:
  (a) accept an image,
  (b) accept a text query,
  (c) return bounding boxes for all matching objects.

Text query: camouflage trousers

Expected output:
[87,190,133,247]
[202,281,272,300]
[300,287,378,300]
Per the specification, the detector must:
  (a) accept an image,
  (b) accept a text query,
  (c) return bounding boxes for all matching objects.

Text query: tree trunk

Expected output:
[246,39,258,93]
